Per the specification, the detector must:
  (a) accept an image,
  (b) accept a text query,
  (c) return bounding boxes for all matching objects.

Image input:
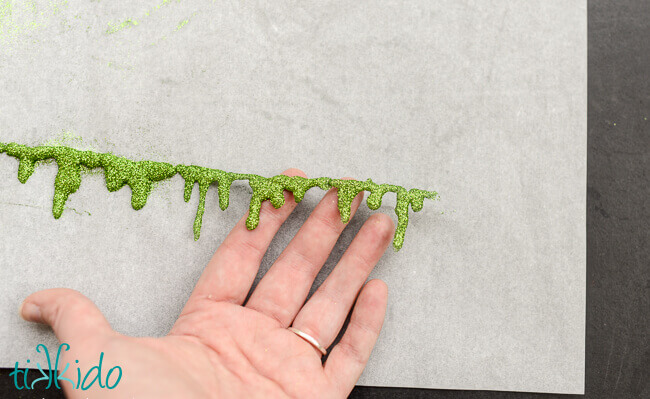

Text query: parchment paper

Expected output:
[0,0,586,394]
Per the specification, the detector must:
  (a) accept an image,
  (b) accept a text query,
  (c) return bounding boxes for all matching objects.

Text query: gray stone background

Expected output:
[0,0,587,395]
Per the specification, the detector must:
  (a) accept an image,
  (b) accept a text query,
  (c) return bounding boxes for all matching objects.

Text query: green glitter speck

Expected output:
[0,142,438,250]
[175,16,191,32]
[106,18,138,34]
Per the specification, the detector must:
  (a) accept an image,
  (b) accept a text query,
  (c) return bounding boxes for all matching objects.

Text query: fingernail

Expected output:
[20,302,42,323]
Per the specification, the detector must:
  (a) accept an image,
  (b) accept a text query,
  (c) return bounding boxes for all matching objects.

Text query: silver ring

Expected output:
[288,327,327,356]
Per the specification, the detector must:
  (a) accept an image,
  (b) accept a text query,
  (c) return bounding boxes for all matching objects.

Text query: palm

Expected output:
[171,302,333,397]
[20,169,394,399]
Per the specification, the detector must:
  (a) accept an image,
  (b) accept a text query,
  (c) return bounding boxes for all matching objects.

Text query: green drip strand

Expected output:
[0,142,438,250]
[176,164,239,240]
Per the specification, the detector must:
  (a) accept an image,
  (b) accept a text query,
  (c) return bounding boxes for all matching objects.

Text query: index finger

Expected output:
[181,168,306,311]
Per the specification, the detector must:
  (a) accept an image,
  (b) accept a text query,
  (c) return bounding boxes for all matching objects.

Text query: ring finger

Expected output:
[290,213,394,353]
[245,179,364,326]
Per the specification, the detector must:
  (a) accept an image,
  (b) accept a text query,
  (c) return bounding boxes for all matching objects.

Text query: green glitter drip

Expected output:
[0,142,438,250]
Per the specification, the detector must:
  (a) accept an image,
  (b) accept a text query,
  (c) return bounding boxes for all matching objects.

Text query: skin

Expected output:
[19,168,394,399]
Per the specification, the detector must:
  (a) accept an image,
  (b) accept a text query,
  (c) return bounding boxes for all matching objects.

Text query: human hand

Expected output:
[19,168,395,398]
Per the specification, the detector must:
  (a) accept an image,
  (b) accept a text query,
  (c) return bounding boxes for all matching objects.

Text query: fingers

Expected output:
[183,168,306,309]
[290,213,393,349]
[324,279,388,396]
[20,288,114,344]
[245,179,364,327]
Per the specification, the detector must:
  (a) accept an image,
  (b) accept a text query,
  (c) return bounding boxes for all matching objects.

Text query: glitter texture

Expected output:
[0,142,438,250]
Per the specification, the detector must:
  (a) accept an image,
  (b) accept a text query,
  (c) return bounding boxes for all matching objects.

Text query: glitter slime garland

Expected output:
[0,142,438,250]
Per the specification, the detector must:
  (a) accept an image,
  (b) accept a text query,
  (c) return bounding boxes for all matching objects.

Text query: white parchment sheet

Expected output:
[0,0,586,394]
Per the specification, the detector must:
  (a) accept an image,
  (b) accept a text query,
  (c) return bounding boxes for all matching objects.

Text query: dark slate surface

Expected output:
[1,0,648,397]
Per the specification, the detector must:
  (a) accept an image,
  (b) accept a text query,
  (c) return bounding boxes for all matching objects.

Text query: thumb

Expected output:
[20,288,114,344]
